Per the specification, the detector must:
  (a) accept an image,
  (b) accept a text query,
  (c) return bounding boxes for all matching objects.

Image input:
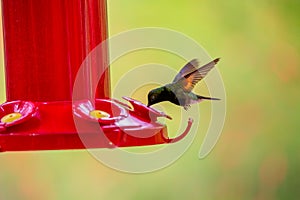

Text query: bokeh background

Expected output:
[0,0,300,199]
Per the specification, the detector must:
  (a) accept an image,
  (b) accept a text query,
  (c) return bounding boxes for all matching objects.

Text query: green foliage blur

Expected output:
[0,1,299,199]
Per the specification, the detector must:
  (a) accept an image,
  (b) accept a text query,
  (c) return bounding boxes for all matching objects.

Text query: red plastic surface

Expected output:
[0,101,36,129]
[0,98,193,152]
[0,0,193,151]
[1,0,110,101]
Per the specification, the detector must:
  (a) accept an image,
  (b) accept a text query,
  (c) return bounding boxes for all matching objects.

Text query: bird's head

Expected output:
[147,87,164,107]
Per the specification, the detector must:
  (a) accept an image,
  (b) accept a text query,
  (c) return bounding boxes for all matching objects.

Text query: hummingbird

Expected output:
[147,58,220,110]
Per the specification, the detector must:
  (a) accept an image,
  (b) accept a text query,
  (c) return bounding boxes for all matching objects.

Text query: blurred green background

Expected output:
[0,0,300,199]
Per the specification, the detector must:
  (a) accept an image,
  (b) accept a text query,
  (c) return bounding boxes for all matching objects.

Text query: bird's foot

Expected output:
[184,105,191,111]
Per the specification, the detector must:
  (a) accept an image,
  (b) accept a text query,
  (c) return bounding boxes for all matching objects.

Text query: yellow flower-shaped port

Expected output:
[1,112,22,123]
[89,110,110,119]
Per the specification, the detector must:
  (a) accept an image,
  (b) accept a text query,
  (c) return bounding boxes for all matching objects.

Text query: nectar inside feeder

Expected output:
[0,0,193,152]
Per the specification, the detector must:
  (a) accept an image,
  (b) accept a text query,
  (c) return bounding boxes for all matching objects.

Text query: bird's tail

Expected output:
[197,95,220,101]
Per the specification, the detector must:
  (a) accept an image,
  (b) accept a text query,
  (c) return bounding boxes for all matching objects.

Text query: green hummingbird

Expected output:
[147,58,220,110]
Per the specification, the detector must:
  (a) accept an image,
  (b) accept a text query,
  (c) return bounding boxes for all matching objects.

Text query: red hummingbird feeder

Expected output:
[0,0,192,152]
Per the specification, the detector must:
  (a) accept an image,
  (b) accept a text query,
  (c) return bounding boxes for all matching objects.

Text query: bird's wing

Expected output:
[172,59,199,83]
[174,58,220,92]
